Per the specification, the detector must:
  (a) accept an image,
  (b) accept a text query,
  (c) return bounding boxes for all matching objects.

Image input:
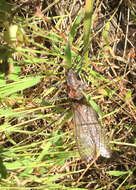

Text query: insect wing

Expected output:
[73,103,110,162]
[87,106,111,159]
[99,128,111,158]
[73,103,97,162]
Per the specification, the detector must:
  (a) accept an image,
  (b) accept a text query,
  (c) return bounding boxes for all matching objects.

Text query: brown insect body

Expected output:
[67,69,111,162]
[67,69,84,100]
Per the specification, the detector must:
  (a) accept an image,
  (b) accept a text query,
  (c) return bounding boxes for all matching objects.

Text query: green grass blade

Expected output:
[83,0,94,59]
[0,76,41,98]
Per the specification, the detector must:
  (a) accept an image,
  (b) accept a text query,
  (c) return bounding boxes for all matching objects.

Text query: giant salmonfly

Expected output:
[67,69,111,163]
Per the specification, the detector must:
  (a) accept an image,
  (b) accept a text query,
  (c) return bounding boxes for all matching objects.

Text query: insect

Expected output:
[67,69,111,162]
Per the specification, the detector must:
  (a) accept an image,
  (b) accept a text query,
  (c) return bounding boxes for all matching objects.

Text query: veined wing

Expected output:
[73,103,111,162]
